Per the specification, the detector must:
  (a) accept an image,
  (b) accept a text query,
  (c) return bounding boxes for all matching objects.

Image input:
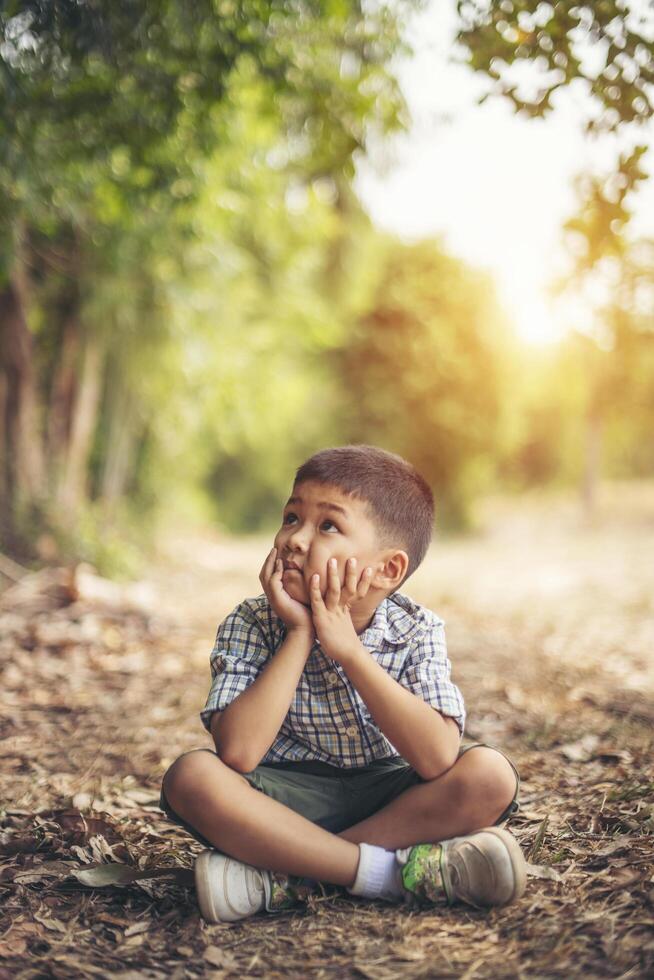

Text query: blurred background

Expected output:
[1,0,653,576]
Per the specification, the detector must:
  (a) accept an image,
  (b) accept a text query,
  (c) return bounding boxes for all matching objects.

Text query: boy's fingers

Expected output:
[357,566,374,596]
[309,573,324,607]
[266,559,282,593]
[325,558,341,605]
[343,557,358,597]
[260,547,277,583]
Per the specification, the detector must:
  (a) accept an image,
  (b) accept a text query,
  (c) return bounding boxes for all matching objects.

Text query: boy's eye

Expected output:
[282,513,338,532]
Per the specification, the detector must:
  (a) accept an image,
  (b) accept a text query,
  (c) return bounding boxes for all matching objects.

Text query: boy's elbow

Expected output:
[211,715,259,773]
[217,747,256,773]
[420,716,461,779]
[418,753,456,781]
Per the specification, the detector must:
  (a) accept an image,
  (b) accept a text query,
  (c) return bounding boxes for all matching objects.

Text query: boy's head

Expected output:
[273,444,434,608]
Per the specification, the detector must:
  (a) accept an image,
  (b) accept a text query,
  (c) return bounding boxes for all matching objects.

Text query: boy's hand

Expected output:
[309,557,374,664]
[260,547,315,639]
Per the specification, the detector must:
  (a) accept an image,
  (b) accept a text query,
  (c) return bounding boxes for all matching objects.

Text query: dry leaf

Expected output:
[123,921,151,938]
[203,947,238,969]
[0,937,27,958]
[13,860,79,884]
[1,516,653,979]
[559,734,600,762]
[526,862,564,882]
[70,862,193,888]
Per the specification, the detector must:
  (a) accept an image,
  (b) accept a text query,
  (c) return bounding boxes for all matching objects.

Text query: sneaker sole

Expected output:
[195,849,268,922]
[194,849,270,922]
[195,850,224,922]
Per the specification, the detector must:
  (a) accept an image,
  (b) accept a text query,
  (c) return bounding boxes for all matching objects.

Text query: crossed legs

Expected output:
[162,746,517,888]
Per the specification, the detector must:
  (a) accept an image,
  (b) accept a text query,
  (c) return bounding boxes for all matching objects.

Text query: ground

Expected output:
[1,484,653,979]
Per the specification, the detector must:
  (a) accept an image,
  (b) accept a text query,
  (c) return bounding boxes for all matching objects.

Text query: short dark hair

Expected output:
[294,444,434,589]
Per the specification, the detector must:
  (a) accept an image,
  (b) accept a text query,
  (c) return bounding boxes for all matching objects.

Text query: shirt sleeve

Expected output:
[200,601,272,732]
[400,621,466,737]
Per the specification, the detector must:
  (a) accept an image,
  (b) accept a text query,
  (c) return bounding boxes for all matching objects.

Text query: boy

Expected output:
[161,445,526,922]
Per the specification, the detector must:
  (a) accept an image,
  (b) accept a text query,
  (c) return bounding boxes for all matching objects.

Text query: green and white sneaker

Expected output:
[396,827,527,909]
[194,850,321,923]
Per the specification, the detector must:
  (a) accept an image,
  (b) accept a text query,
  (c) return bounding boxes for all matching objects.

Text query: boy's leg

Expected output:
[163,744,525,920]
[337,746,518,850]
[163,745,516,878]
[162,749,360,887]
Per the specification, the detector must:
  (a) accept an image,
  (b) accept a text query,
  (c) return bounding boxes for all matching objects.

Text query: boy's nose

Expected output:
[287,526,312,552]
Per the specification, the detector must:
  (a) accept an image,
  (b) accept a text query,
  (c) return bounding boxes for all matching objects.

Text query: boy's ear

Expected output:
[373,550,409,591]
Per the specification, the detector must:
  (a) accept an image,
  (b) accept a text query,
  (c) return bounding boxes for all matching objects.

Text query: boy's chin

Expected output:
[282,577,310,605]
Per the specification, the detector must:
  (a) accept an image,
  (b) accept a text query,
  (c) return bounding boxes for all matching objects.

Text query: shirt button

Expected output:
[345,725,358,737]
[326,672,338,686]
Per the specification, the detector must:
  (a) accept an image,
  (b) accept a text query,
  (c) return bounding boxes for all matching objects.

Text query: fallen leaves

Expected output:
[71,863,193,888]
[1,521,654,979]
[525,862,564,882]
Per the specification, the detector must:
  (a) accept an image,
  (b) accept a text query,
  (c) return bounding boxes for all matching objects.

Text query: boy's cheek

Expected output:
[303,568,320,592]
[303,566,333,598]
[282,574,310,606]
[303,563,343,594]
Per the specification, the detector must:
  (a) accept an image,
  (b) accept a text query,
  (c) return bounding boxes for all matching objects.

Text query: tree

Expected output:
[333,237,512,528]
[455,0,654,133]
[455,0,654,507]
[0,0,415,558]
[553,148,654,508]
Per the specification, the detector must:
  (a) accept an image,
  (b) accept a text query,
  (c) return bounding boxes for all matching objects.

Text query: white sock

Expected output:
[346,843,404,902]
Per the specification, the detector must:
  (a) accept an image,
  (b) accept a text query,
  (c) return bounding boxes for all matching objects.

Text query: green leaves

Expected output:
[333,237,512,528]
[456,1,654,133]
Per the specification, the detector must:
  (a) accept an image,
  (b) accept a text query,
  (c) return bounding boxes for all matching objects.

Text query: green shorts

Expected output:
[160,741,521,847]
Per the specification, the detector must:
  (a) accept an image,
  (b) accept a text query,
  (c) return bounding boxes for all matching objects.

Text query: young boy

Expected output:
[161,445,526,922]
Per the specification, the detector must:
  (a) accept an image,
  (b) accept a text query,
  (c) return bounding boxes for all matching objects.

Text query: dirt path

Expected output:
[1,485,653,978]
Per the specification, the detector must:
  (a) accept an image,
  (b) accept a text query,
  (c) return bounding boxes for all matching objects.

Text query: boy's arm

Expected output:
[210,627,313,773]
[205,548,315,772]
[341,644,461,780]
[307,565,464,780]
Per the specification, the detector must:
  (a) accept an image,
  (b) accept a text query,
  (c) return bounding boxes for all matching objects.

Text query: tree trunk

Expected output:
[0,276,45,518]
[57,332,104,515]
[48,315,81,484]
[99,391,139,510]
[0,371,7,508]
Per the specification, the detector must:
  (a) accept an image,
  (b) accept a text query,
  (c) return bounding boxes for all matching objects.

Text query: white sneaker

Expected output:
[194,850,272,922]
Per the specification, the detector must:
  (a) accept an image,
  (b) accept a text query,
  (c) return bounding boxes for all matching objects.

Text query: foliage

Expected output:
[559,144,649,274]
[332,236,513,529]
[455,2,654,502]
[1,0,412,256]
[555,147,653,471]
[455,0,654,133]
[0,0,418,562]
[1,1,653,562]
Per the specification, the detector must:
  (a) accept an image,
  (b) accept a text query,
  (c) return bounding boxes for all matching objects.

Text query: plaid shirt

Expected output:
[201,591,466,768]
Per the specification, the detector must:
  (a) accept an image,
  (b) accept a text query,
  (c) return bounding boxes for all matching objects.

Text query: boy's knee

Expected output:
[455,746,518,813]
[162,749,217,808]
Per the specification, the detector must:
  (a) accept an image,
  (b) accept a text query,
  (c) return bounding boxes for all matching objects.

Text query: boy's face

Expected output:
[273,480,384,607]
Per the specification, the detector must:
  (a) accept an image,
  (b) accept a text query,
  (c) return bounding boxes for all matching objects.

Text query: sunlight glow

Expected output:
[354,0,654,350]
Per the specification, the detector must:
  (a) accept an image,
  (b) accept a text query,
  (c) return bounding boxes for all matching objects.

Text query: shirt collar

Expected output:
[358,594,421,647]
